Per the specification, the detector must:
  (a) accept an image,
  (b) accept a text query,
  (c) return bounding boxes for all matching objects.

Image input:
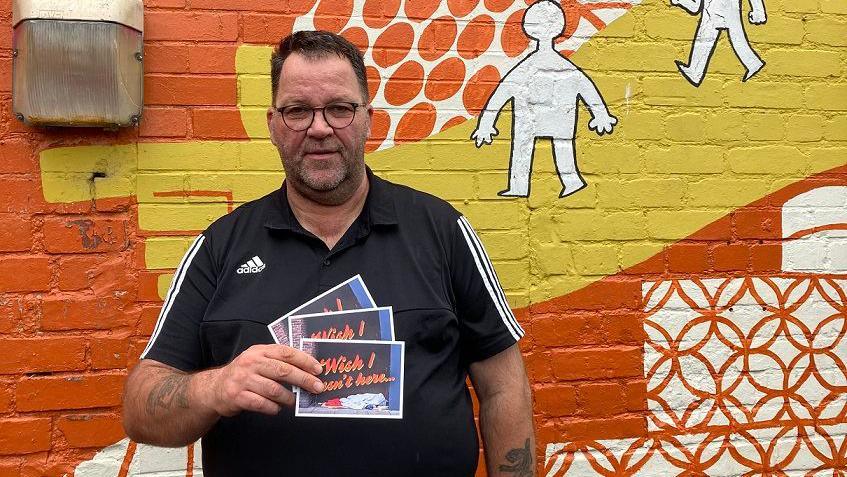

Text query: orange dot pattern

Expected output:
[485,0,514,12]
[396,102,437,143]
[457,14,496,60]
[341,27,370,53]
[373,23,415,68]
[448,0,479,18]
[363,0,400,29]
[385,61,425,105]
[425,57,466,101]
[405,0,441,22]
[296,0,634,150]
[314,0,354,33]
[463,65,501,115]
[365,66,381,101]
[418,16,458,62]
[501,9,529,57]
[440,116,467,131]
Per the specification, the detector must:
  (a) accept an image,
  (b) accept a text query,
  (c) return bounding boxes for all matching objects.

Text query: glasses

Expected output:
[275,102,363,131]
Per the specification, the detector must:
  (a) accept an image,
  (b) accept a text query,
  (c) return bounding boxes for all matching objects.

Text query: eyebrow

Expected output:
[277,93,363,106]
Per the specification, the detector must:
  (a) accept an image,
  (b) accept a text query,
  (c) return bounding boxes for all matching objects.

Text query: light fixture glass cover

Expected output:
[12,1,144,128]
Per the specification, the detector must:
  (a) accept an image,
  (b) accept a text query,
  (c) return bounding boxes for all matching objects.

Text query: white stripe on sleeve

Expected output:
[456,216,524,341]
[141,234,207,359]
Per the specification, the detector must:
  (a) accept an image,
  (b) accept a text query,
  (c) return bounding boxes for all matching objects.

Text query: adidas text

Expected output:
[237,256,266,274]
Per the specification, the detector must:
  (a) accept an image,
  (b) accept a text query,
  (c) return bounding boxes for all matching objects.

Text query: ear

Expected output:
[267,107,278,146]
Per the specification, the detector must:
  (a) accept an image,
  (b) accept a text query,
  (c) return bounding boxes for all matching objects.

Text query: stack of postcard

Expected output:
[267,275,404,419]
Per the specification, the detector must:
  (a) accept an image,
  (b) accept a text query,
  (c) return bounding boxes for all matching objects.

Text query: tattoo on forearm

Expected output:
[498,438,533,476]
[146,374,190,416]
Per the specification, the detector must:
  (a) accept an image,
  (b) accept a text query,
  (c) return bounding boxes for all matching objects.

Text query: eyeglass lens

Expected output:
[282,103,356,131]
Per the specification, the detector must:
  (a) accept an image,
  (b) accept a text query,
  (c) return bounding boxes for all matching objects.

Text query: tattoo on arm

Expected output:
[146,373,190,416]
[498,438,533,477]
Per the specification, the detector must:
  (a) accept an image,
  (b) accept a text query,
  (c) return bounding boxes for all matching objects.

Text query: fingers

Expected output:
[589,116,616,135]
[212,345,326,416]
[471,128,497,147]
[474,136,493,147]
[231,389,285,416]
[259,344,321,373]
[257,357,325,394]
[255,345,324,392]
[588,119,598,132]
[216,371,300,416]
[245,374,296,408]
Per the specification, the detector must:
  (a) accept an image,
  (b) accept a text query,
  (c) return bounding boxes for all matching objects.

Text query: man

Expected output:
[123,31,535,476]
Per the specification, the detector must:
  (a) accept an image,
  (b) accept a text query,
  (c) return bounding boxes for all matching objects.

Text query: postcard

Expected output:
[267,275,377,345]
[288,307,394,352]
[295,339,404,419]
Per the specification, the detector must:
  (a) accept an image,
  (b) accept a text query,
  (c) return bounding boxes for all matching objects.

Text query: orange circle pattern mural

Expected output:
[289,0,634,151]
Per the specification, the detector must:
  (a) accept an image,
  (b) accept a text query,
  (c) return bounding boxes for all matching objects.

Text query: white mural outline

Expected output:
[672,0,767,86]
[471,0,617,198]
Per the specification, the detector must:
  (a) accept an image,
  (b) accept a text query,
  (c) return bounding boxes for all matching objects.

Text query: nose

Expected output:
[307,109,334,138]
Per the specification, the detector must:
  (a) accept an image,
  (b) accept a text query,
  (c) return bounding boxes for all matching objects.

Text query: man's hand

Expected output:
[204,344,325,417]
[588,112,617,135]
[748,8,767,24]
[123,345,325,447]
[471,125,499,147]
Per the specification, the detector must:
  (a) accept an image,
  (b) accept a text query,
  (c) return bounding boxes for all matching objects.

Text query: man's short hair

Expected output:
[270,31,369,105]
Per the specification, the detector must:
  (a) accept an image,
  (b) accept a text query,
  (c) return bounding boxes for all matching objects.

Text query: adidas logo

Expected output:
[237,256,266,274]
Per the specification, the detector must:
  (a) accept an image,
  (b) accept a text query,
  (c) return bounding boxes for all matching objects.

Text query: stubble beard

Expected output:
[283,140,367,206]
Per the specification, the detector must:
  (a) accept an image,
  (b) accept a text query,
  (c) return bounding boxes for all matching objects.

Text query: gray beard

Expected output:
[286,153,366,206]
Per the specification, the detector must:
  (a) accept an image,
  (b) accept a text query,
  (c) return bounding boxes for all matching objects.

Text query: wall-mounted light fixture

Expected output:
[12,0,144,128]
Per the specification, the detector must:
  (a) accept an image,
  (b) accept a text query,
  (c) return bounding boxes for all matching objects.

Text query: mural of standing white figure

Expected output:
[470,0,617,198]
[672,0,767,86]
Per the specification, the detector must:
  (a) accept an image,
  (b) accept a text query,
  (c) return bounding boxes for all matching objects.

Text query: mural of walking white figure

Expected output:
[470,0,617,198]
[672,0,767,86]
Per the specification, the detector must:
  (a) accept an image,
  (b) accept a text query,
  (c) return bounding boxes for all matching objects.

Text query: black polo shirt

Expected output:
[141,169,524,476]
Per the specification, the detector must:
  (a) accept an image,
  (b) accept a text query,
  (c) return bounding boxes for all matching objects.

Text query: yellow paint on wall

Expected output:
[239,108,271,139]
[145,237,199,270]
[137,142,242,171]
[138,203,230,232]
[240,76,272,107]
[235,45,272,75]
[157,273,174,299]
[40,144,137,203]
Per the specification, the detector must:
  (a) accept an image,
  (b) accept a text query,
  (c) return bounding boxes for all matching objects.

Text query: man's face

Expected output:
[267,53,372,204]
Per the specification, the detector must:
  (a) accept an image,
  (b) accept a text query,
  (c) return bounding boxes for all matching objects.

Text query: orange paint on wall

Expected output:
[419,16,459,62]
[372,23,415,68]
[426,57,467,101]
[385,61,425,106]
[395,102,437,143]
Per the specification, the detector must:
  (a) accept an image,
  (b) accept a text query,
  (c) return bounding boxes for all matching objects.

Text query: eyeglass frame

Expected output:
[274,101,365,131]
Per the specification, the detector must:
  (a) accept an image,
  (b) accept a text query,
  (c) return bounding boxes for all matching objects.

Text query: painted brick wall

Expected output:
[0,0,844,475]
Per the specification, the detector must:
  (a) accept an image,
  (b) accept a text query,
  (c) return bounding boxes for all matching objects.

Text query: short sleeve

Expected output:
[451,216,524,363]
[141,234,217,371]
